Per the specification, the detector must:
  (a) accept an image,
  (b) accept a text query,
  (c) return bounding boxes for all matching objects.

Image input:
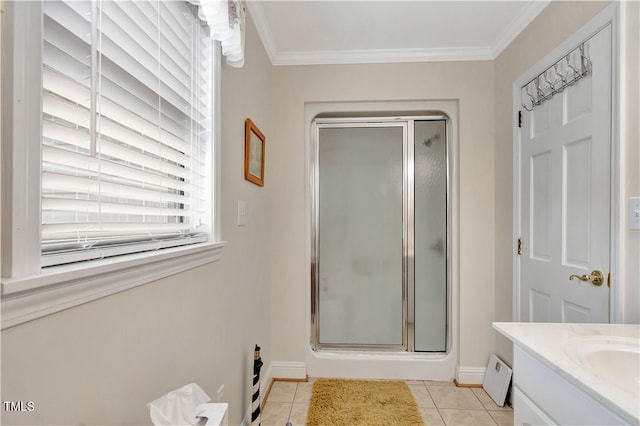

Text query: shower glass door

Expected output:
[413,120,447,352]
[313,117,448,352]
[316,124,405,348]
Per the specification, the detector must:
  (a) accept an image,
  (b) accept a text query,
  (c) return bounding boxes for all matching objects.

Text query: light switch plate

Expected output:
[237,200,246,226]
[630,197,640,230]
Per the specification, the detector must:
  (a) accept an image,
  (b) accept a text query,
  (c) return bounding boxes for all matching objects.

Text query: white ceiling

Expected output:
[247,1,550,65]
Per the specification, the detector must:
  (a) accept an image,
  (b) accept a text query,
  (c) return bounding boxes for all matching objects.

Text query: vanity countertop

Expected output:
[493,322,640,424]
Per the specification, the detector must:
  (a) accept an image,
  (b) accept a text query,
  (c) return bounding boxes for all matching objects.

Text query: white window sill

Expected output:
[1,241,227,329]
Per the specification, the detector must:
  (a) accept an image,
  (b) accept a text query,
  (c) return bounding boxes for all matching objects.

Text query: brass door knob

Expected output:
[569,270,604,286]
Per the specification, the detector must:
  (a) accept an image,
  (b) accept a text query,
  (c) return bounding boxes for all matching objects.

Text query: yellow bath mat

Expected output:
[306,378,424,426]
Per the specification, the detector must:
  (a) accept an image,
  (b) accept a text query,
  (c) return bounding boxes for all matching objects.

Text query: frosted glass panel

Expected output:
[318,126,403,345]
[414,120,447,351]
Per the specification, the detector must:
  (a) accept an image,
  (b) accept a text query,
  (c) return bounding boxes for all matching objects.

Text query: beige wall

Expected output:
[493,1,640,364]
[0,15,272,425]
[268,61,496,369]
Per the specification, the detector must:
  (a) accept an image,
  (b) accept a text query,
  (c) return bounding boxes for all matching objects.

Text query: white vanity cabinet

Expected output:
[512,345,626,425]
[493,323,640,426]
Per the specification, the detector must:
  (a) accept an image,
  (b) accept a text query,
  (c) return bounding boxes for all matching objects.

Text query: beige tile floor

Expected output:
[260,379,513,426]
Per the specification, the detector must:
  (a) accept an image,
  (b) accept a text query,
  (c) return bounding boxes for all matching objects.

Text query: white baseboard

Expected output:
[260,362,273,398]
[271,361,307,380]
[456,366,486,385]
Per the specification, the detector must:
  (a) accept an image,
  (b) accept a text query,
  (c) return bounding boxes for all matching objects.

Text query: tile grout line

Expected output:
[420,381,438,410]
[469,386,487,410]
[422,382,446,425]
[435,406,445,425]
[286,383,298,423]
[425,382,500,425]
[287,401,294,423]
[469,388,498,426]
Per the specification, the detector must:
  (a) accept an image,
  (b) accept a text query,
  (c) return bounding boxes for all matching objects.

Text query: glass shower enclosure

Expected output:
[311,116,448,352]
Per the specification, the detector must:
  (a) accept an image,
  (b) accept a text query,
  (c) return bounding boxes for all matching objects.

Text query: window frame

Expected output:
[0,0,225,330]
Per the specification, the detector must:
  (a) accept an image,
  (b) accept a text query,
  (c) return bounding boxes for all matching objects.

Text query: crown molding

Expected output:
[491,0,551,58]
[245,1,277,64]
[248,1,550,66]
[270,47,495,66]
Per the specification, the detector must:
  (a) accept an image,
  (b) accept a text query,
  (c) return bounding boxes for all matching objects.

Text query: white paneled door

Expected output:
[519,25,612,323]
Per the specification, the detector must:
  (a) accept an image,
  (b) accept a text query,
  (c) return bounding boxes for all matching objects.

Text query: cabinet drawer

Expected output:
[513,386,556,426]
[514,346,627,425]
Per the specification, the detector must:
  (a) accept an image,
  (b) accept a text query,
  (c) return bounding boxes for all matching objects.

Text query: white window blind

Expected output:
[41,0,212,267]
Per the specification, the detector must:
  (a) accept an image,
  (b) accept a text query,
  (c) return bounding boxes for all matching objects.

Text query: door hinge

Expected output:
[517,238,522,255]
[518,111,523,128]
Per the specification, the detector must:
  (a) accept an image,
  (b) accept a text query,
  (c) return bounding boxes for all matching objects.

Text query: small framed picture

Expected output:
[244,118,265,186]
